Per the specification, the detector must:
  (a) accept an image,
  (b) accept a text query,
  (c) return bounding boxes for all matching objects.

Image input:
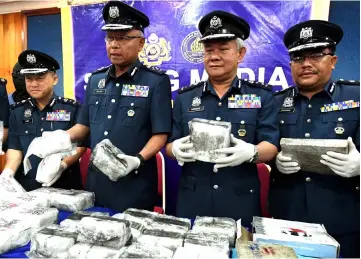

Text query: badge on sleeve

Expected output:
[121,84,149,97]
[228,95,261,109]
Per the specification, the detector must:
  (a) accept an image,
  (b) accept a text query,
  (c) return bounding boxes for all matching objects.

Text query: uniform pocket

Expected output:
[89,96,107,124]
[278,113,299,138]
[228,110,257,143]
[119,99,147,127]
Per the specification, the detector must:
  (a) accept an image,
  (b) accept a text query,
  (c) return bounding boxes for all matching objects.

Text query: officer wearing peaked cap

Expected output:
[2,50,86,191]
[166,10,279,224]
[29,1,172,212]
[270,20,360,257]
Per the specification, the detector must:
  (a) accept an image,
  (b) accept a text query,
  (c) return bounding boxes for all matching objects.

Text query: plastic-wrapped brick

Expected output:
[67,243,122,259]
[60,211,109,232]
[119,243,173,259]
[0,217,32,254]
[136,228,184,251]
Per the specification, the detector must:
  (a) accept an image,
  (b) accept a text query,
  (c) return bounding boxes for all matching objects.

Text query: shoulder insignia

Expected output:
[56,96,80,106]
[336,79,360,86]
[241,79,273,91]
[273,86,294,96]
[178,81,204,94]
[0,78,7,85]
[142,65,166,75]
[10,98,31,109]
[91,65,112,75]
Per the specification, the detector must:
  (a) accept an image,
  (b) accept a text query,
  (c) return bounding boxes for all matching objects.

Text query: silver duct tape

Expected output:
[280,138,348,174]
[60,211,109,232]
[67,243,122,259]
[119,243,174,259]
[189,118,231,162]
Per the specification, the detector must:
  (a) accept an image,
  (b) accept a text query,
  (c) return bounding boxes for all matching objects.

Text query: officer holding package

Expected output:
[2,50,85,191]
[29,1,172,211]
[165,11,279,224]
[270,20,360,257]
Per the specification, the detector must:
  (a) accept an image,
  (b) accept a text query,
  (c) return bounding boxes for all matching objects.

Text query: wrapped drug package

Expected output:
[280,138,348,174]
[89,139,128,181]
[192,216,236,246]
[0,199,21,214]
[112,213,145,241]
[236,241,297,258]
[0,174,26,195]
[136,228,184,251]
[77,216,131,249]
[67,243,122,259]
[146,213,191,235]
[119,243,174,259]
[115,208,157,225]
[29,187,94,212]
[29,225,78,258]
[188,118,231,162]
[61,211,109,232]
[1,192,50,208]
[0,218,32,254]
[172,246,229,259]
[184,230,230,255]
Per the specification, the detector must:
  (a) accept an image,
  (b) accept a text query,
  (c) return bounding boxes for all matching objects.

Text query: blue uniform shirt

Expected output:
[168,76,279,223]
[77,60,172,211]
[270,79,360,236]
[0,78,10,128]
[8,95,83,191]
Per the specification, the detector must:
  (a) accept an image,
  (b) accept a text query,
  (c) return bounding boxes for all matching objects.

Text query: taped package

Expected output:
[136,228,184,251]
[112,214,145,241]
[0,199,21,214]
[29,225,78,258]
[184,230,230,255]
[67,243,122,259]
[60,211,109,232]
[90,139,128,181]
[29,187,94,212]
[1,192,50,208]
[236,241,297,258]
[115,208,157,225]
[193,216,237,247]
[119,243,174,259]
[280,138,348,174]
[0,217,32,254]
[189,118,231,162]
[172,246,229,259]
[146,213,191,235]
[0,174,26,195]
[77,216,131,249]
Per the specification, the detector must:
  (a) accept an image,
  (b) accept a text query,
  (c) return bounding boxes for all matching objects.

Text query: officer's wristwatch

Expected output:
[136,153,145,167]
[249,145,259,163]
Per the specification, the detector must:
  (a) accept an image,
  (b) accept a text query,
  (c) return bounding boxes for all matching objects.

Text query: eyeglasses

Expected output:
[104,36,143,43]
[291,52,334,63]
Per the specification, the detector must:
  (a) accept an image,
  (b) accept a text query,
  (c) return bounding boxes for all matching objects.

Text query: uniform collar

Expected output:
[107,59,142,82]
[202,76,243,96]
[29,93,57,110]
[293,78,336,101]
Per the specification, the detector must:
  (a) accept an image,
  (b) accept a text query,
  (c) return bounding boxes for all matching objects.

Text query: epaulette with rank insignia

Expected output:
[142,65,165,75]
[56,96,80,106]
[10,98,31,110]
[178,81,204,94]
[91,65,112,75]
[241,79,273,91]
[0,78,7,85]
[273,86,294,96]
[336,79,360,86]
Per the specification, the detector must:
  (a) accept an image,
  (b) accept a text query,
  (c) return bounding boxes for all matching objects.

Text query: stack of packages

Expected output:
[236,241,298,258]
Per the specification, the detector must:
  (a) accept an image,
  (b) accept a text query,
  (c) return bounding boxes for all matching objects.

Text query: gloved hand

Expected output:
[1,168,15,178]
[171,135,196,166]
[320,137,360,178]
[276,151,301,174]
[42,161,68,187]
[116,154,141,176]
[213,134,255,171]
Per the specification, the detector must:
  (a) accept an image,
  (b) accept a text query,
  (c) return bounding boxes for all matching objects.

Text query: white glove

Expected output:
[116,154,141,176]
[213,134,255,171]
[42,161,68,187]
[172,135,196,166]
[276,151,301,174]
[320,137,360,178]
[1,168,15,178]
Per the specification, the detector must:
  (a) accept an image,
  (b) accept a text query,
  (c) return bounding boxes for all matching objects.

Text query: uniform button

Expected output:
[280,120,284,124]
[305,177,312,182]
[272,179,276,183]
[41,117,44,121]
[131,103,134,107]
[96,101,99,105]
[104,131,108,136]
[107,115,112,119]
[218,102,222,107]
[306,119,311,123]
[111,99,115,103]
[250,189,254,193]
[241,120,245,124]
[356,186,359,191]
[116,83,120,87]
[40,128,44,132]
[216,117,221,121]
[135,170,138,175]
[308,104,312,109]
[305,133,310,138]
[338,117,343,122]
[25,130,28,134]
[213,185,218,190]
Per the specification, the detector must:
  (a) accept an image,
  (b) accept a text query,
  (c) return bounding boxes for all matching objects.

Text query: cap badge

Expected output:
[210,16,222,29]
[300,27,313,39]
[26,54,36,64]
[109,6,119,19]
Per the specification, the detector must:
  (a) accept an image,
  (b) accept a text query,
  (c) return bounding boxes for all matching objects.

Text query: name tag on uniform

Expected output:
[121,84,149,97]
[46,110,71,121]
[228,94,261,109]
[320,100,360,113]
[93,89,107,95]
[22,119,33,124]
